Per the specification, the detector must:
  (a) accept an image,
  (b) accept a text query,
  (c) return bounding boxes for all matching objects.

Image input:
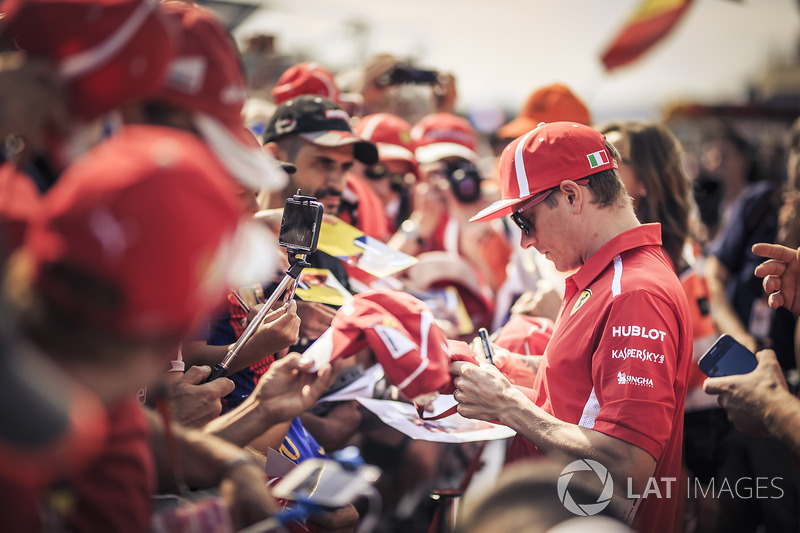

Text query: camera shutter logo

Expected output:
[557,459,614,516]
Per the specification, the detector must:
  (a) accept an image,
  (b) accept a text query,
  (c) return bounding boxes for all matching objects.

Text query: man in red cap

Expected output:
[347,112,419,239]
[451,122,692,533]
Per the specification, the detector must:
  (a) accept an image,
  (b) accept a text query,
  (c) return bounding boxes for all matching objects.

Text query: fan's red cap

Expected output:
[272,62,340,105]
[411,112,479,164]
[26,125,242,339]
[470,122,617,222]
[155,2,253,149]
[2,0,176,119]
[323,290,453,401]
[353,113,417,169]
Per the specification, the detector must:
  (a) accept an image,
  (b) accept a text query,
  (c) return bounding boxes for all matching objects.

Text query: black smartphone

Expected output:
[278,193,324,254]
[698,334,758,377]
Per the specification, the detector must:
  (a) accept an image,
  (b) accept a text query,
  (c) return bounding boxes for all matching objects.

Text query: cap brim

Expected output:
[194,113,288,192]
[415,143,478,165]
[376,143,415,163]
[300,131,379,165]
[469,196,533,222]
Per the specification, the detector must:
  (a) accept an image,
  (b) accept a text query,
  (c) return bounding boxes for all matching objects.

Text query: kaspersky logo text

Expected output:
[612,348,665,364]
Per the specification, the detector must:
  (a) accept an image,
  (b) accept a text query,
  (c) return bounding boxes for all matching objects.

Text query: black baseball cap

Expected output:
[263,95,378,165]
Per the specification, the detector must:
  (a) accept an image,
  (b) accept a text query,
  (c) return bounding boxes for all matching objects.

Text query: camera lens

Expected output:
[446,161,482,203]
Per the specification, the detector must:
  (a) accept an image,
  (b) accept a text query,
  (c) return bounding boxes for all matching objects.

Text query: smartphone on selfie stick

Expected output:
[206,192,323,382]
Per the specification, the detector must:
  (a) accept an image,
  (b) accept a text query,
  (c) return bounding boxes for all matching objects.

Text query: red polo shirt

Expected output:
[509,224,692,533]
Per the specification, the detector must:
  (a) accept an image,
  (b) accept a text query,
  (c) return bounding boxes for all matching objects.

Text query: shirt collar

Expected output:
[568,223,663,291]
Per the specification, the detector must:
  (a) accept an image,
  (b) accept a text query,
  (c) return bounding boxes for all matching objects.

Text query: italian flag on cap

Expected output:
[587,149,609,169]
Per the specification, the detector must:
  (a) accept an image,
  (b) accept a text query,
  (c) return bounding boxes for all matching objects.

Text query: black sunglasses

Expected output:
[510,210,531,236]
[509,178,590,236]
[509,188,556,236]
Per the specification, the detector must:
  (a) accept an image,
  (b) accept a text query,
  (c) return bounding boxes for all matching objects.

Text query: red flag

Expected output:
[601,0,694,71]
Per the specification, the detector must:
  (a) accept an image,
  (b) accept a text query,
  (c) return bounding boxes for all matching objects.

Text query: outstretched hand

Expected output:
[753,242,800,315]
[252,352,335,425]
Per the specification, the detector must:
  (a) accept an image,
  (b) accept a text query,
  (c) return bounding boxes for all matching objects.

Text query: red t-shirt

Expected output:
[1,397,154,532]
[509,224,692,533]
[65,397,154,532]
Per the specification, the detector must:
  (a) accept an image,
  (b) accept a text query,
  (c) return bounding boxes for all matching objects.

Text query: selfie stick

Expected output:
[207,254,310,382]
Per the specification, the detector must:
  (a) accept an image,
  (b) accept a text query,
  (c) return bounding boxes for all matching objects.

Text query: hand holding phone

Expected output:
[698,334,759,377]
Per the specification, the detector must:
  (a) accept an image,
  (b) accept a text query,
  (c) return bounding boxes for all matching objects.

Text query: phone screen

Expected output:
[698,335,758,377]
[278,199,322,252]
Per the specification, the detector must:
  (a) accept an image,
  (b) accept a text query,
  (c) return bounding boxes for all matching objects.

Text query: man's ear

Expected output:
[560,180,583,211]
[263,142,286,162]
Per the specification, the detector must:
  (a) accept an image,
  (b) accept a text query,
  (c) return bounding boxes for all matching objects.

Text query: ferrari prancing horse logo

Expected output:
[571,289,592,316]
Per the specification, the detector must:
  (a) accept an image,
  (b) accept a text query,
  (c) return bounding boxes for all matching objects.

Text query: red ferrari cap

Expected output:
[26,125,243,338]
[2,0,175,119]
[411,113,479,164]
[272,62,340,105]
[312,290,452,401]
[470,122,617,222]
[156,2,246,144]
[353,113,417,166]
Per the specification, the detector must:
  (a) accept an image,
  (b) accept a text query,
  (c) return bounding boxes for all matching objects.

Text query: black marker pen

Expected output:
[478,327,495,366]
